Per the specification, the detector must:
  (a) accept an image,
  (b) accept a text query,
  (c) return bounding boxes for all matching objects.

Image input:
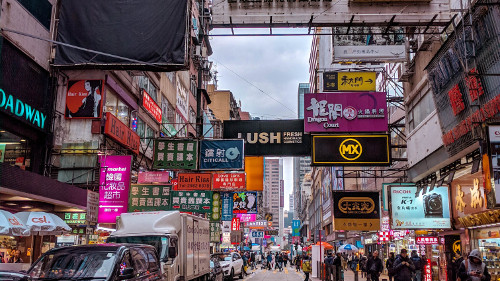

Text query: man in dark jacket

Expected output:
[457,249,491,281]
[386,252,396,281]
[394,249,415,281]
[410,250,422,281]
[333,253,342,281]
[325,253,335,281]
[366,251,384,281]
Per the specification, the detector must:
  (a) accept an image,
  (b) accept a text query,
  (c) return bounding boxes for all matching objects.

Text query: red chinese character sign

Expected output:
[448,84,465,116]
[416,236,439,245]
[424,259,432,281]
[466,68,484,102]
[232,217,240,231]
[213,173,246,190]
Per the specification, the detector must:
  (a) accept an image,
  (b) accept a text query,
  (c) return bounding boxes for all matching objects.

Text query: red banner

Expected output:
[213,173,246,190]
[142,89,162,123]
[104,112,140,154]
[177,173,211,190]
[232,217,240,231]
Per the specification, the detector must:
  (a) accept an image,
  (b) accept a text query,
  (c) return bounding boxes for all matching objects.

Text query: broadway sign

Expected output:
[304,92,387,133]
[223,119,310,156]
[333,192,380,231]
[312,135,390,166]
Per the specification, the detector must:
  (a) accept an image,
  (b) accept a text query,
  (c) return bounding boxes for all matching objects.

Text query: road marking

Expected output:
[284,267,289,274]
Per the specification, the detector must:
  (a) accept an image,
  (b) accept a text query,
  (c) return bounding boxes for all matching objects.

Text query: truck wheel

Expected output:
[239,267,244,279]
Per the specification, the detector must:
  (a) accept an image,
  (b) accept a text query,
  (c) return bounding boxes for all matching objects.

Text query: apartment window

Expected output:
[190,78,197,98]
[189,107,196,125]
[162,97,176,123]
[104,89,131,126]
[408,89,436,132]
[138,76,158,102]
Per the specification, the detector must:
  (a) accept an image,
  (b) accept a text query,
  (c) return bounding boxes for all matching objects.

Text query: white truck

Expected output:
[107,211,210,281]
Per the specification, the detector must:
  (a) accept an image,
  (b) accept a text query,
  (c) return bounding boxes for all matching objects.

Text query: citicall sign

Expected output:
[31,216,51,224]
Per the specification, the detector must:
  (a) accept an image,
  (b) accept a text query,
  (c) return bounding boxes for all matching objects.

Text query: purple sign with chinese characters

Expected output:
[304,92,388,132]
[98,155,132,223]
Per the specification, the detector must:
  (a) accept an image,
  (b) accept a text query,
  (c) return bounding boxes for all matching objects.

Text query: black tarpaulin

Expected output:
[54,0,188,71]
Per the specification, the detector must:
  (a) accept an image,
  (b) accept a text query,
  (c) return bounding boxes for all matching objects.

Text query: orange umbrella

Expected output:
[315,241,334,250]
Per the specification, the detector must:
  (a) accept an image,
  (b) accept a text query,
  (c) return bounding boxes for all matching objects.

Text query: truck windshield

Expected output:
[28,250,117,280]
[107,236,168,260]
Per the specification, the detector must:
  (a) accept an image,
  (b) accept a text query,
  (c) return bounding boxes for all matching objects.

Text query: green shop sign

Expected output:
[0,89,47,130]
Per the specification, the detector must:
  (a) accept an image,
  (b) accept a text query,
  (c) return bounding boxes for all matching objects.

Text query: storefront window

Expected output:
[104,89,131,126]
[137,118,145,142]
[474,228,500,281]
[0,129,32,170]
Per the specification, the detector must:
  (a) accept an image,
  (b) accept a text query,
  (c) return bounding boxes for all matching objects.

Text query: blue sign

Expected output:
[199,140,244,170]
[292,220,301,236]
[221,192,233,221]
[252,231,264,238]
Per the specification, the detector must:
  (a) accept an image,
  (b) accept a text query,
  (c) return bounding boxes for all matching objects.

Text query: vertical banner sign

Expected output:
[98,155,132,224]
[332,192,380,231]
[153,139,198,169]
[487,126,500,206]
[142,89,162,123]
[304,92,388,133]
[86,190,99,224]
[292,220,301,236]
[232,217,240,231]
[212,173,246,190]
[390,186,451,229]
[128,184,171,212]
[65,80,104,119]
[177,173,211,190]
[170,190,212,213]
[233,192,258,214]
[221,192,234,221]
[210,222,221,243]
[211,192,221,221]
[199,139,244,170]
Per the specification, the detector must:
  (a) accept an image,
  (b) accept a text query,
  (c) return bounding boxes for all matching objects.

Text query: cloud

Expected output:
[210,28,311,120]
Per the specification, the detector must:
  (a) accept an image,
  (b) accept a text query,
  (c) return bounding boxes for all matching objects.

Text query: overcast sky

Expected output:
[210,28,311,211]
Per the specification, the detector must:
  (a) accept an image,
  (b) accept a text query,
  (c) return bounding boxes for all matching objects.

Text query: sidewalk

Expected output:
[308,270,390,281]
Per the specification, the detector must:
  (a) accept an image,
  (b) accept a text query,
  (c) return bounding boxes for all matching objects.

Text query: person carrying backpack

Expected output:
[410,250,422,281]
[457,249,491,281]
[302,256,312,281]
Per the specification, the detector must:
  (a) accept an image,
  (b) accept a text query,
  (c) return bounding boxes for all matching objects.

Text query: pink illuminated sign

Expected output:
[416,236,439,245]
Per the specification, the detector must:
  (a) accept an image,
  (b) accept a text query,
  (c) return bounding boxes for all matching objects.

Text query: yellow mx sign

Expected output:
[339,138,363,160]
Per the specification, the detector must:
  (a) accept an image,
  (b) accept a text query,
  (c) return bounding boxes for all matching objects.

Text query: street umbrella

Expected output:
[338,244,359,253]
[0,210,30,236]
[315,241,334,250]
[16,212,71,235]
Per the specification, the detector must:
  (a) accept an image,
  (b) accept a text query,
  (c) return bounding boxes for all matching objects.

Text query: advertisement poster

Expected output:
[236,214,256,222]
[0,144,5,162]
[304,92,388,133]
[232,192,258,214]
[221,192,233,221]
[153,139,198,170]
[137,171,173,184]
[488,125,500,206]
[390,186,451,229]
[292,220,301,236]
[332,192,380,231]
[312,135,390,166]
[213,173,246,190]
[210,222,221,243]
[170,190,212,213]
[199,139,244,170]
[223,119,310,156]
[332,167,344,190]
[142,89,162,123]
[321,167,333,220]
[65,80,103,118]
[211,192,221,221]
[323,72,377,92]
[128,184,171,212]
[98,155,132,223]
[177,173,211,190]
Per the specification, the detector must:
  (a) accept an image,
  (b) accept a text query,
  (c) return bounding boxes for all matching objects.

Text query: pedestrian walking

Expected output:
[267,253,273,270]
[325,253,335,281]
[334,253,342,281]
[272,253,276,270]
[386,252,396,281]
[295,255,302,272]
[302,256,312,281]
[450,252,464,281]
[284,253,289,267]
[457,249,491,281]
[351,254,360,272]
[410,250,422,281]
[366,251,383,281]
[393,249,415,281]
[277,253,284,271]
[251,252,256,270]
[359,255,368,279]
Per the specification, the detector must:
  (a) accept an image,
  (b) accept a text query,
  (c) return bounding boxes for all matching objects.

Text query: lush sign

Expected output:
[0,89,47,130]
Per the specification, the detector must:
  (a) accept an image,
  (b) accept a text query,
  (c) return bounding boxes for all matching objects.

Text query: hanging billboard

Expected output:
[312,135,390,166]
[98,155,132,223]
[177,173,211,190]
[65,80,104,119]
[170,190,213,213]
[199,140,244,170]
[223,120,310,156]
[54,0,188,71]
[128,184,171,212]
[153,139,198,170]
[332,191,380,231]
[213,173,246,191]
[323,72,377,92]
[304,92,388,133]
[221,192,234,221]
[232,192,258,214]
[390,185,451,229]
[245,157,264,191]
[321,167,333,221]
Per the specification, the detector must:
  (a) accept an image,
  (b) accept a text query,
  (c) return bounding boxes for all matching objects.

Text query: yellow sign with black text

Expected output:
[323,72,377,92]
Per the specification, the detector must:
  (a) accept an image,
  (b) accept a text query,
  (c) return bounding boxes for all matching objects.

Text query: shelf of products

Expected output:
[478,239,500,281]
